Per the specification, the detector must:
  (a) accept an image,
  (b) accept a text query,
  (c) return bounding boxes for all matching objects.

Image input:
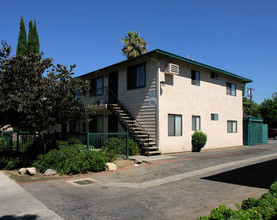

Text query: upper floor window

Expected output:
[211,72,218,80]
[226,82,236,96]
[168,114,182,136]
[191,70,200,86]
[127,63,146,90]
[90,76,104,96]
[192,115,201,130]
[211,113,218,121]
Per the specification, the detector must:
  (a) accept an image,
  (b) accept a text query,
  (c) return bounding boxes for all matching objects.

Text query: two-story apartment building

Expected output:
[58,49,252,155]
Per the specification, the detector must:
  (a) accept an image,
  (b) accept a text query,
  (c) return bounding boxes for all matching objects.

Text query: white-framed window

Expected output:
[191,70,200,86]
[226,82,236,96]
[192,115,201,130]
[227,120,237,133]
[168,114,182,136]
[211,113,219,121]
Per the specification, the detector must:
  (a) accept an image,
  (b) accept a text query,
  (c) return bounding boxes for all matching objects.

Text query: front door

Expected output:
[108,115,118,132]
[108,71,118,104]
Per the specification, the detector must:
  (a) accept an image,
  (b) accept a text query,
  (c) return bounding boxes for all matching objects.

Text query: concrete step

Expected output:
[135,134,149,137]
[132,130,146,134]
[145,150,161,155]
[141,142,156,146]
[144,146,159,150]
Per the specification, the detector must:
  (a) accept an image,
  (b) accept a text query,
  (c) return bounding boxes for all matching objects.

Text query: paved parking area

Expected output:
[12,141,277,219]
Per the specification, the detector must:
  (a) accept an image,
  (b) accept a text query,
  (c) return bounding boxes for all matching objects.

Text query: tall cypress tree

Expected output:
[27,21,35,54]
[33,20,40,54]
[16,16,27,56]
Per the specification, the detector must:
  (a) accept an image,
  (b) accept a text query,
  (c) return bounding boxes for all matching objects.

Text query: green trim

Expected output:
[80,49,252,83]
[155,49,252,83]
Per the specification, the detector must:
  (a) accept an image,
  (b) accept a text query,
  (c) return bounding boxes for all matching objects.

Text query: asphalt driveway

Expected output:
[20,140,277,220]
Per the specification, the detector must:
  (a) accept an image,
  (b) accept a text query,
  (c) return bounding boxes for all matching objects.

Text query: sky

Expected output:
[1,0,277,104]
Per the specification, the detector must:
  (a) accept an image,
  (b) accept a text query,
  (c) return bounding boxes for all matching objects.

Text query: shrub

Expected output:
[241,198,260,210]
[198,181,277,220]
[270,181,277,194]
[208,205,234,219]
[33,148,112,175]
[0,138,8,151]
[103,137,139,156]
[192,131,207,152]
[0,152,32,170]
[229,208,263,220]
[67,137,82,145]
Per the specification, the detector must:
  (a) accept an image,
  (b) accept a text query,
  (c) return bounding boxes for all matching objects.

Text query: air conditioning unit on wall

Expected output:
[165,63,179,75]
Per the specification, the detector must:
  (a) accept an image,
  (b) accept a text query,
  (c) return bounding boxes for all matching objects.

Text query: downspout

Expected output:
[151,56,160,151]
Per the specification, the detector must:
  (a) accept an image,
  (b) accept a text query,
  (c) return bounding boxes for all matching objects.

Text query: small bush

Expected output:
[230,208,263,220]
[208,205,234,219]
[270,181,277,194]
[192,131,207,152]
[33,148,112,175]
[103,137,139,156]
[0,138,8,151]
[198,181,277,220]
[241,198,260,210]
[67,137,82,145]
[0,152,32,170]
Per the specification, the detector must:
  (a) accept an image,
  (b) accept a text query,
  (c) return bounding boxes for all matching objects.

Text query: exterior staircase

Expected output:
[108,91,161,156]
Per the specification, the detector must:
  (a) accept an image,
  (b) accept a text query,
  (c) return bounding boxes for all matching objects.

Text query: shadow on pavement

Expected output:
[202,159,277,189]
[0,215,37,220]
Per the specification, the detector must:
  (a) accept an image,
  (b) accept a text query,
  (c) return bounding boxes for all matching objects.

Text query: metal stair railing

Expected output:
[107,89,150,154]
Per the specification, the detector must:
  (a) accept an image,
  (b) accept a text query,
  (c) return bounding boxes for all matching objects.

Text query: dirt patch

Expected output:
[2,158,136,184]
[113,158,136,169]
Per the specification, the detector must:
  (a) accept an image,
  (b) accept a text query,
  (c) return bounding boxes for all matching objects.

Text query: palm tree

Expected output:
[121,31,149,59]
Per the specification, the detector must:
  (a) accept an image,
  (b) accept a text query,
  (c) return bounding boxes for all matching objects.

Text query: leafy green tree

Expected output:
[0,41,89,131]
[243,97,261,118]
[121,31,148,59]
[259,92,277,127]
[16,16,27,56]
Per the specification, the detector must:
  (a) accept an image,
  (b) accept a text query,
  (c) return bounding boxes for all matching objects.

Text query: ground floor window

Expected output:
[192,115,201,130]
[227,120,237,133]
[168,114,182,136]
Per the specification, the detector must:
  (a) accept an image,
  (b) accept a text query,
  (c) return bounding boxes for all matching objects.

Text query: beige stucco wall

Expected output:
[158,56,244,153]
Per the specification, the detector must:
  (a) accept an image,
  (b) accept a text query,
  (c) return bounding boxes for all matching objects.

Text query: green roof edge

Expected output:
[155,49,252,83]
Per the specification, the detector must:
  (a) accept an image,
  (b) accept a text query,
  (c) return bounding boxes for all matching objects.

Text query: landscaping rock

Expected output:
[18,168,26,175]
[44,169,57,176]
[106,163,117,171]
[26,167,36,175]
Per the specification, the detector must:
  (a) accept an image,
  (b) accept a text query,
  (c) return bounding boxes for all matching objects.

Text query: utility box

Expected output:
[243,117,268,146]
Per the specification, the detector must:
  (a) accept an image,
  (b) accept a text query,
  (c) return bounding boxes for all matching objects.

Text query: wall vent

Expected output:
[165,63,179,75]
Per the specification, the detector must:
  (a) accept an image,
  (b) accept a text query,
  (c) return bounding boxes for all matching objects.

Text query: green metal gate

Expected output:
[86,132,129,158]
[243,117,268,146]
[0,131,37,152]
